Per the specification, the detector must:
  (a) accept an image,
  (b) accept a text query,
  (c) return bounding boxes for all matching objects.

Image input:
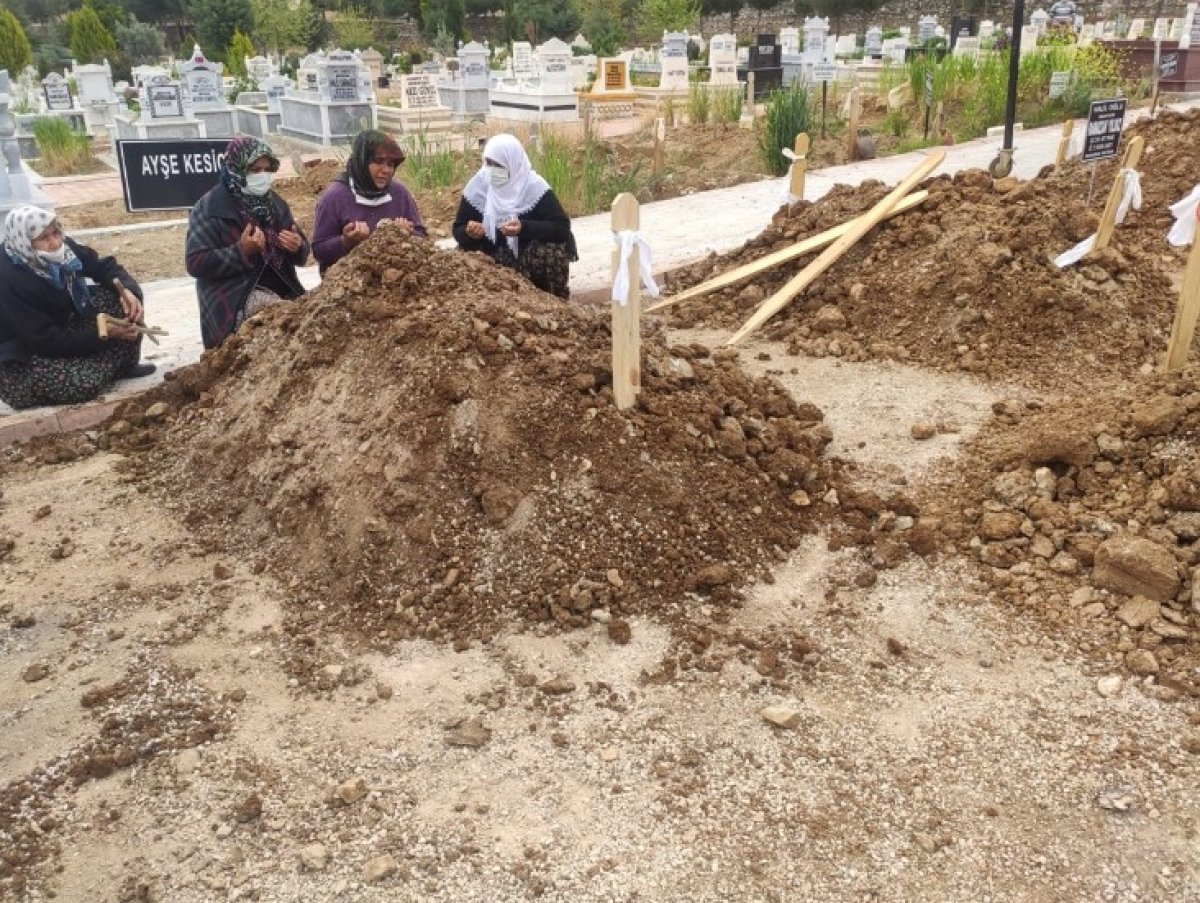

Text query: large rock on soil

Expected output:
[1092,535,1180,602]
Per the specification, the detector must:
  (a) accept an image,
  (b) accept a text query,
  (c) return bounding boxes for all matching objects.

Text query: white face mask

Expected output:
[38,244,69,264]
[487,165,510,187]
[244,172,274,196]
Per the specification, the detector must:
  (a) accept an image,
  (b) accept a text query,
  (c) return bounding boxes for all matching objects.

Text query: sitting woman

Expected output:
[186,134,310,349]
[452,133,577,299]
[312,129,427,274]
[0,205,153,410]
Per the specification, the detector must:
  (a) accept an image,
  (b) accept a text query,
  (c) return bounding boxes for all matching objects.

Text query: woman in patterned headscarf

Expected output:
[186,134,310,349]
[452,133,577,299]
[0,205,152,410]
[312,129,427,275]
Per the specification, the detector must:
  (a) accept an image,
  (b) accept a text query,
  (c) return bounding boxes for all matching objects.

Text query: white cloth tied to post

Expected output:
[1167,183,1200,248]
[611,230,661,305]
[780,146,804,205]
[1054,169,1143,268]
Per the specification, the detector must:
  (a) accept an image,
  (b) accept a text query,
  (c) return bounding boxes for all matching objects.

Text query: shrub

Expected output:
[758,85,811,176]
[0,8,33,74]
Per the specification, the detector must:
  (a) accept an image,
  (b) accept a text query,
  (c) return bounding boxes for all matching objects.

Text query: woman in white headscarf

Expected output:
[452,133,577,299]
[0,205,153,410]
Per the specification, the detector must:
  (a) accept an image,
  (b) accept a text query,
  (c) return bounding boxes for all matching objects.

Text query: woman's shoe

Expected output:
[120,362,157,379]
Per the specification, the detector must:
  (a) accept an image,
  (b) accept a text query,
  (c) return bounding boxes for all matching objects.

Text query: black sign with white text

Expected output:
[116,139,229,212]
[1081,98,1127,163]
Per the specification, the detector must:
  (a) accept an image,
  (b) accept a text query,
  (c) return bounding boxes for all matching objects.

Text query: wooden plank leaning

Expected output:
[1093,136,1145,253]
[644,190,929,314]
[726,150,946,346]
[1163,206,1200,372]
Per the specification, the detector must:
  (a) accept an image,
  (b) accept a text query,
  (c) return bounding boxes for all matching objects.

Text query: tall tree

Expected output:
[0,8,34,74]
[227,28,255,75]
[252,0,308,56]
[70,5,118,64]
[115,15,167,64]
[421,0,465,42]
[512,0,580,44]
[581,0,624,56]
[190,0,254,61]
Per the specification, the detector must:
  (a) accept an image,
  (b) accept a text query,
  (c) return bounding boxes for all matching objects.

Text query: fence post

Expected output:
[610,193,642,410]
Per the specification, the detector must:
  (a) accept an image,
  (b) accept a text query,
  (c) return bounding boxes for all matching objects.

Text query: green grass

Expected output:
[710,87,744,125]
[30,117,91,175]
[687,82,710,126]
[758,85,812,176]
[403,131,462,190]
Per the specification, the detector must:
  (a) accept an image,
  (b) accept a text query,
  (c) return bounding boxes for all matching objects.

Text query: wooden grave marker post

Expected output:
[787,132,810,203]
[1094,135,1145,253]
[1055,119,1074,166]
[846,87,862,161]
[1164,205,1200,372]
[610,193,642,410]
[653,116,666,174]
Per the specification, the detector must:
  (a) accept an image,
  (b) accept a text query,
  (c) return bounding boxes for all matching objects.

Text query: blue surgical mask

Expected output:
[245,172,274,196]
[487,165,510,187]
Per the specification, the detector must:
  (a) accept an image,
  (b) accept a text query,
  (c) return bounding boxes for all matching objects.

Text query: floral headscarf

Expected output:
[338,130,406,204]
[2,204,91,315]
[219,134,286,270]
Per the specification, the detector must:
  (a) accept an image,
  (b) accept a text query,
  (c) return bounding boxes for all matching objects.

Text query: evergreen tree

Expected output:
[227,28,255,76]
[0,9,34,75]
[70,5,118,65]
[115,16,167,65]
[190,0,254,62]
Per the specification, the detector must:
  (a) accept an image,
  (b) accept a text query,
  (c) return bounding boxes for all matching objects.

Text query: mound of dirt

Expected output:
[110,226,854,656]
[663,109,1200,394]
[920,366,1200,693]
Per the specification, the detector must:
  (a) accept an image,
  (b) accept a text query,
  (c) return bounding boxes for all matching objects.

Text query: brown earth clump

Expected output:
[111,225,850,653]
[662,109,1200,394]
[920,366,1200,694]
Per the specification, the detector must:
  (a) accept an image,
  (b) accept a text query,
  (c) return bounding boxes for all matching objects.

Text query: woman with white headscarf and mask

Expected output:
[453,133,577,299]
[0,205,153,410]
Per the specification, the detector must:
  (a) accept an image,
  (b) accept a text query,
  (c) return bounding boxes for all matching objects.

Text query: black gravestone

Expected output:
[742,33,782,100]
[950,17,978,48]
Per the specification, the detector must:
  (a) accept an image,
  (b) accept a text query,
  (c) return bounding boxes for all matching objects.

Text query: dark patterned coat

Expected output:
[186,182,309,349]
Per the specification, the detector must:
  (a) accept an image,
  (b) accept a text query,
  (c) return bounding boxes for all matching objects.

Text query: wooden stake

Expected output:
[932,100,944,137]
[1055,119,1074,166]
[645,191,929,314]
[653,116,665,174]
[582,102,592,139]
[787,132,810,203]
[846,87,861,161]
[726,151,946,346]
[1164,219,1200,371]
[1093,135,1145,253]
[610,193,642,410]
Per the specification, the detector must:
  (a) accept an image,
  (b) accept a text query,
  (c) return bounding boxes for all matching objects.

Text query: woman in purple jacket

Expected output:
[311,130,427,274]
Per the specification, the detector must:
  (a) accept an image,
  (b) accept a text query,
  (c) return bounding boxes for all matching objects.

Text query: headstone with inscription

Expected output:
[178,44,234,137]
[865,26,883,58]
[73,60,125,133]
[487,37,578,123]
[803,17,831,64]
[708,34,739,86]
[234,73,289,137]
[279,49,376,146]
[113,73,206,140]
[438,40,491,122]
[659,31,690,91]
[743,33,782,99]
[1030,9,1050,35]
[512,42,535,77]
[41,73,73,112]
[0,70,55,227]
[918,16,938,44]
[583,57,636,120]
[780,27,801,56]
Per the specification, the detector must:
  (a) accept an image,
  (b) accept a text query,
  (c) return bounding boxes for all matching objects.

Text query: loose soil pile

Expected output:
[915,366,1200,694]
[109,227,851,660]
[663,109,1200,394]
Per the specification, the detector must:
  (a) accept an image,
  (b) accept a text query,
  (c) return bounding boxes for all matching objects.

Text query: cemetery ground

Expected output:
[4,110,1200,902]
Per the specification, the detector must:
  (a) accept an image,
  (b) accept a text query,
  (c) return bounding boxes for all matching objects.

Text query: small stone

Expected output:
[760,706,801,729]
[322,664,345,683]
[233,794,262,823]
[789,490,811,508]
[174,749,201,774]
[1097,787,1137,812]
[375,682,393,700]
[299,843,329,871]
[590,609,612,624]
[691,563,733,590]
[1149,619,1189,640]
[335,777,368,805]
[606,620,632,645]
[144,402,170,420]
[364,854,399,884]
[605,569,623,588]
[10,613,36,629]
[910,422,937,441]
[21,662,49,682]
[212,562,233,580]
[1125,649,1159,676]
[215,824,233,838]
[445,718,492,748]
[1115,596,1160,629]
[1096,675,1123,698]
[539,676,576,696]
[600,747,619,762]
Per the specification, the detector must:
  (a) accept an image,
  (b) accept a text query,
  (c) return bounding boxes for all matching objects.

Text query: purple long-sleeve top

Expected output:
[311,179,428,273]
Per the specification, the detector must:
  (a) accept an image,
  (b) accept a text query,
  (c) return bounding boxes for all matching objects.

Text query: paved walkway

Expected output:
[5,100,1198,443]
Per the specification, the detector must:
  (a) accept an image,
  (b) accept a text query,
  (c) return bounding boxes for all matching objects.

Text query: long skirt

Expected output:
[0,286,143,410]
[493,240,573,300]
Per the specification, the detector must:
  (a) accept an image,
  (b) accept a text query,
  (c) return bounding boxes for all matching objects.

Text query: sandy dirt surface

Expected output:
[3,111,1200,903]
